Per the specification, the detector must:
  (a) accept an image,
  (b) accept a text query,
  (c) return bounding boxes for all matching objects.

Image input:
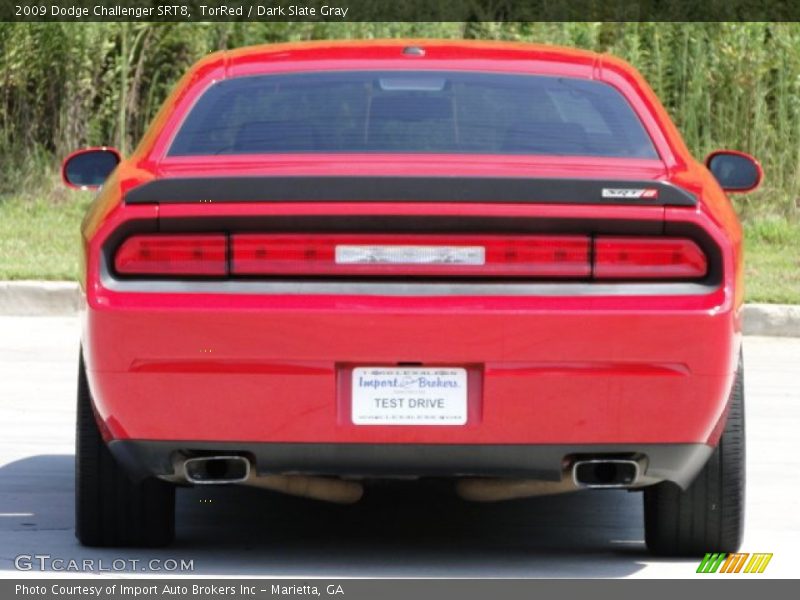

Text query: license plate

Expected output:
[351,367,468,426]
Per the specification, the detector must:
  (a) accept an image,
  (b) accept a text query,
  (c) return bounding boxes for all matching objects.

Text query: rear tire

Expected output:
[75,353,175,547]
[643,356,745,556]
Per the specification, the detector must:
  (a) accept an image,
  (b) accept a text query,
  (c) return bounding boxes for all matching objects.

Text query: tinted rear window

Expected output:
[168,71,659,159]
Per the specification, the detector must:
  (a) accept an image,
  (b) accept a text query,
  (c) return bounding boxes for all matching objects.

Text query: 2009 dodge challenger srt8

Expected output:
[63,40,762,554]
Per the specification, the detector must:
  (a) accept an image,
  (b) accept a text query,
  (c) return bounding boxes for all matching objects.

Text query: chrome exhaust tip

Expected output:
[183,455,250,485]
[572,458,640,489]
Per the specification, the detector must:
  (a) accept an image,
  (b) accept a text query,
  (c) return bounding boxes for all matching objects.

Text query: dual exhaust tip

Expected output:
[184,455,250,485]
[183,455,641,490]
[571,458,640,489]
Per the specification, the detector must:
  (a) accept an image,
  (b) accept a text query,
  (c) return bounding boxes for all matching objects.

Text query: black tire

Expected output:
[644,355,745,556]
[75,353,175,547]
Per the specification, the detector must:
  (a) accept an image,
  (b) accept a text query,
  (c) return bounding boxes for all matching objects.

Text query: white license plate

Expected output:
[351,367,468,426]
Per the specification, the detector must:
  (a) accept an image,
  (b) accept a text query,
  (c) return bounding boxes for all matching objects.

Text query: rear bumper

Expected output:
[108,440,714,489]
[82,202,742,466]
[84,291,739,446]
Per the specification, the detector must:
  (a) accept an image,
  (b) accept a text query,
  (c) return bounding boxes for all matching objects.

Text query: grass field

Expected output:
[1,185,797,304]
[744,219,800,304]
[0,191,91,281]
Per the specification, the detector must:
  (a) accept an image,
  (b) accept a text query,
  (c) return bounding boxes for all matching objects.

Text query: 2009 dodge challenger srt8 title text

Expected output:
[63,40,761,554]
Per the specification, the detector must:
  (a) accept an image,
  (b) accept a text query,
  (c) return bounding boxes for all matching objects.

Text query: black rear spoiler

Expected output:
[124,176,696,207]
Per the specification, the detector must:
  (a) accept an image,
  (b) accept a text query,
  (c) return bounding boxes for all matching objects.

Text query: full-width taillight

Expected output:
[114,234,227,276]
[112,233,709,281]
[593,237,707,279]
[231,234,592,278]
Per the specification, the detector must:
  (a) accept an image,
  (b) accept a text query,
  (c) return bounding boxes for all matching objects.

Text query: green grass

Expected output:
[1,190,798,304]
[0,190,91,280]
[744,219,800,304]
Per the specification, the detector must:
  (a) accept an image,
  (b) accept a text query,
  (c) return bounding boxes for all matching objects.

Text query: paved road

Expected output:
[0,316,797,578]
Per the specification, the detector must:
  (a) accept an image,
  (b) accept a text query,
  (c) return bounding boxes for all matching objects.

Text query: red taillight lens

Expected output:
[593,237,707,280]
[114,234,227,276]
[231,234,591,278]
[112,233,708,281]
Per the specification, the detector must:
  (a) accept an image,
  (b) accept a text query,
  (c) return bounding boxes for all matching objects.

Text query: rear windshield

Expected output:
[168,71,659,159]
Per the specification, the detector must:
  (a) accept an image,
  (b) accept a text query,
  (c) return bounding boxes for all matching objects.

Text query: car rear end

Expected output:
[85,182,738,480]
[75,42,744,550]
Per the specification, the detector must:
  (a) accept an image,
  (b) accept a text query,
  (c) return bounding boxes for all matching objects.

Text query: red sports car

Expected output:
[64,40,761,554]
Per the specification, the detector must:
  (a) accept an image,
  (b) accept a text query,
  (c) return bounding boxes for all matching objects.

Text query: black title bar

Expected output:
[5,0,800,22]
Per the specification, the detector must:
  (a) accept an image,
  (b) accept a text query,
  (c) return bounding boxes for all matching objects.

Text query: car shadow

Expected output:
[0,455,679,577]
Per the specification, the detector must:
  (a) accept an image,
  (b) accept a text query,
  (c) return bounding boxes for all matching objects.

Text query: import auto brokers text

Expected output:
[15,584,248,596]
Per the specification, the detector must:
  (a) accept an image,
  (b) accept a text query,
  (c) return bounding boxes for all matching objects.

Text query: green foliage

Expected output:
[1,22,799,218]
[1,23,799,297]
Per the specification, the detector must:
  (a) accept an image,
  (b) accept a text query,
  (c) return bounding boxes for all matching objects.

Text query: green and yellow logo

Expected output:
[697,552,773,574]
